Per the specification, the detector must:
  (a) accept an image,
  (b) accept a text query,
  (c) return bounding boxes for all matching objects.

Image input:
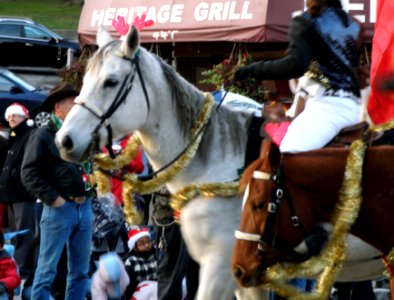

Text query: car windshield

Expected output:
[3,70,36,91]
[36,25,62,40]
[25,24,62,40]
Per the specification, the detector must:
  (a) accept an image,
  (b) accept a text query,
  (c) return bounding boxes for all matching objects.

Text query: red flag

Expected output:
[367,0,394,125]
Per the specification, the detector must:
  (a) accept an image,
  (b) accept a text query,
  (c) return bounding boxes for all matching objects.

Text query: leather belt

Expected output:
[323,89,359,103]
[69,196,86,204]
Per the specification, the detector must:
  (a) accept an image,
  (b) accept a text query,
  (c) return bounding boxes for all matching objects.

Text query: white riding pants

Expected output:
[280,94,361,153]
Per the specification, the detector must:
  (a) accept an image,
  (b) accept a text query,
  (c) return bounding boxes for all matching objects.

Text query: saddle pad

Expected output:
[264,121,291,146]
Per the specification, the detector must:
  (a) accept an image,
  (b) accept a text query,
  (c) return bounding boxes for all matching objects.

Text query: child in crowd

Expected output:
[90,252,130,300]
[124,228,158,300]
[0,231,21,299]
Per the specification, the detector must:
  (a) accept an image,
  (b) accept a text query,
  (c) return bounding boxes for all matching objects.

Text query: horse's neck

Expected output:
[137,103,252,190]
[136,97,187,171]
[133,52,252,188]
[283,150,348,221]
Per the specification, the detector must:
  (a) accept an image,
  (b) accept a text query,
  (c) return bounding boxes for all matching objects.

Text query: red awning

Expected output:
[78,0,376,46]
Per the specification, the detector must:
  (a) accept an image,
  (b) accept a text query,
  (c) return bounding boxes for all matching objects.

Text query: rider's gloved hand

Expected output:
[234,61,264,81]
[234,66,252,81]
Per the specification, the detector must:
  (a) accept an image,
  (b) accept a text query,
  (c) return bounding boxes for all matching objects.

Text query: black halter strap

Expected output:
[259,168,283,250]
[258,166,308,252]
[77,52,150,159]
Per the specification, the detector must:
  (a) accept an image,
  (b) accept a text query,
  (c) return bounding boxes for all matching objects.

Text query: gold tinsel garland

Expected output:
[94,135,141,170]
[384,248,394,277]
[93,93,216,224]
[121,93,215,197]
[368,119,394,133]
[170,182,240,213]
[263,140,366,299]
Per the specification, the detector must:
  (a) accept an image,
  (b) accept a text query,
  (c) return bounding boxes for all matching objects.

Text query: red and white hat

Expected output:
[127,228,150,251]
[5,103,34,126]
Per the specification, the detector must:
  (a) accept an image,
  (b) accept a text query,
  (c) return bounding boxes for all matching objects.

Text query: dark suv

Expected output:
[0,17,81,68]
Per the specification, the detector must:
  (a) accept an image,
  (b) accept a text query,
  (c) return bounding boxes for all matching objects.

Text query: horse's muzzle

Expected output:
[59,134,74,151]
[233,265,261,287]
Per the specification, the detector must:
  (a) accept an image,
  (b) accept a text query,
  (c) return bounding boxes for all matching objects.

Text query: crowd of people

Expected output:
[0,81,198,300]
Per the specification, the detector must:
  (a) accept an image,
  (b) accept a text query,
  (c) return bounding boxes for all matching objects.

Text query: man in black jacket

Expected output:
[21,83,93,300]
[0,103,36,278]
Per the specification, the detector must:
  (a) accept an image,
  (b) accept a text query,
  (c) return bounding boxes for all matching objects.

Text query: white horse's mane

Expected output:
[87,40,253,160]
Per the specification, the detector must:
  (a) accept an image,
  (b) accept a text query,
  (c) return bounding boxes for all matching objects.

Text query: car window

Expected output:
[0,24,21,37]
[0,71,37,91]
[24,25,52,40]
[0,76,15,92]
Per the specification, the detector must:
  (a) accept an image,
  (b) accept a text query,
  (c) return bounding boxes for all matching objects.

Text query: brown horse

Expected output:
[232,139,394,289]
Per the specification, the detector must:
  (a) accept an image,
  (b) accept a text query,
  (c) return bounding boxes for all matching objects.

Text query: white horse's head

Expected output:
[56,26,163,162]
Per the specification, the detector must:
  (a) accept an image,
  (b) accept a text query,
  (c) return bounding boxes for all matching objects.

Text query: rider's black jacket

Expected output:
[235,7,362,96]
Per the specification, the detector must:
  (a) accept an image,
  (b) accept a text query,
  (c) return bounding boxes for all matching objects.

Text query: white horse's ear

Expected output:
[96,26,114,48]
[120,26,140,58]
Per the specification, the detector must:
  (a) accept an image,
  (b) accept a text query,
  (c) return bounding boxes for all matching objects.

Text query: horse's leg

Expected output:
[196,256,238,300]
[235,286,270,300]
[390,278,394,300]
[181,197,242,300]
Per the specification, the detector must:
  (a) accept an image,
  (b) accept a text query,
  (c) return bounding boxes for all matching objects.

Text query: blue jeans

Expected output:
[32,198,92,300]
[270,279,315,299]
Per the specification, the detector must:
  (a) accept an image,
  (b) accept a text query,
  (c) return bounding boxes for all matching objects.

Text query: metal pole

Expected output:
[66,48,74,68]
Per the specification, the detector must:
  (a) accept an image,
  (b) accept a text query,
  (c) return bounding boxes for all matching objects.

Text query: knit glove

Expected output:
[234,65,252,81]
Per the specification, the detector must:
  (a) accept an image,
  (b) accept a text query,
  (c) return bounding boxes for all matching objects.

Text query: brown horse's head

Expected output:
[232,139,283,286]
[232,139,314,287]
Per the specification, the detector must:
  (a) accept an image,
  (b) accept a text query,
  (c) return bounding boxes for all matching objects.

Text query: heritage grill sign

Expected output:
[78,0,376,45]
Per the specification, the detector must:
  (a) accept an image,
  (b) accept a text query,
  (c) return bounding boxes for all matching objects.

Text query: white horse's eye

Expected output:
[103,79,118,88]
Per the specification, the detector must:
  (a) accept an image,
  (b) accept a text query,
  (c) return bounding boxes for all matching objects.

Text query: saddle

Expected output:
[261,99,373,148]
[328,122,369,147]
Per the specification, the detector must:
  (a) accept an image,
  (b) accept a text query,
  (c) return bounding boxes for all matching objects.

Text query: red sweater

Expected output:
[0,249,21,299]
[109,135,145,206]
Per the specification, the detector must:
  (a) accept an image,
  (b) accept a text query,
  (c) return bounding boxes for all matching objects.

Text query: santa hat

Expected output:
[5,103,34,126]
[127,228,150,251]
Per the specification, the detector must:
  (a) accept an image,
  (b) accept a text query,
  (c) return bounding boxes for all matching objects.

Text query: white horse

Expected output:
[56,26,267,300]
[55,26,385,299]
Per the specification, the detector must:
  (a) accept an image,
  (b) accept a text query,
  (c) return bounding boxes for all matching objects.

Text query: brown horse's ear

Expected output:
[267,140,281,171]
[121,26,140,57]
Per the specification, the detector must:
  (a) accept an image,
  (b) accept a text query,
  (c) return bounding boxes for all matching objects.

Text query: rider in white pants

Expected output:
[235,0,363,153]
[280,93,361,152]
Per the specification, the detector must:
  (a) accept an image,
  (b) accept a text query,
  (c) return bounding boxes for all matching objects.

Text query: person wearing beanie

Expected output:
[124,227,158,300]
[0,102,36,279]
[91,252,130,300]
[21,82,92,300]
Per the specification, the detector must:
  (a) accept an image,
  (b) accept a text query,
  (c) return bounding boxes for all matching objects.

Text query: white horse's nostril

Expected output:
[61,135,74,150]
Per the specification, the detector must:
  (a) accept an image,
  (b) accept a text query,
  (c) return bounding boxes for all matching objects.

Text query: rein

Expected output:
[235,169,306,251]
[76,51,150,159]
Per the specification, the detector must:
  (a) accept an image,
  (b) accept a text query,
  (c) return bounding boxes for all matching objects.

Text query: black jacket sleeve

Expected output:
[237,15,313,80]
[21,128,59,205]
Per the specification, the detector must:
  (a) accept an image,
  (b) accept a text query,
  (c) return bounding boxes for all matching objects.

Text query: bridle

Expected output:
[235,167,308,262]
[75,50,150,159]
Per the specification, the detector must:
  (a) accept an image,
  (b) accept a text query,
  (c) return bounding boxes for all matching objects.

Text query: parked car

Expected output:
[0,67,50,126]
[0,17,81,68]
[211,89,263,116]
